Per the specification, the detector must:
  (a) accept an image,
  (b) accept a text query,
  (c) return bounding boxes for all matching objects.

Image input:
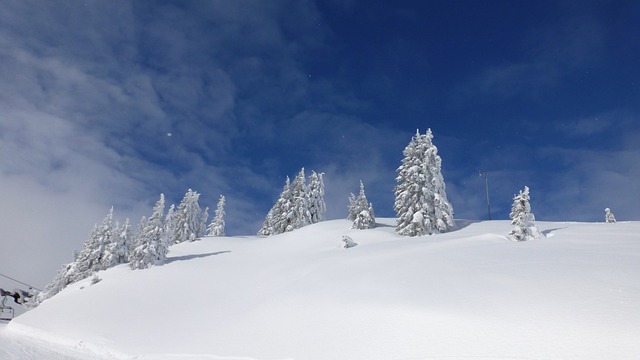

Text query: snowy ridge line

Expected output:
[6,321,129,360]
[138,354,288,360]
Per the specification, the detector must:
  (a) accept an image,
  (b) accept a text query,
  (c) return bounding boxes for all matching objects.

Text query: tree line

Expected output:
[30,128,620,307]
[29,190,226,307]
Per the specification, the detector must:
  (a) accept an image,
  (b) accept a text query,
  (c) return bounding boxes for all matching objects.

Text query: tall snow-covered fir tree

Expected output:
[348,180,376,229]
[102,217,133,268]
[73,208,116,280]
[307,171,326,224]
[208,195,226,236]
[171,189,203,243]
[394,129,455,236]
[508,186,542,241]
[164,204,175,246]
[259,177,293,236]
[290,168,311,230]
[199,206,209,237]
[130,194,169,269]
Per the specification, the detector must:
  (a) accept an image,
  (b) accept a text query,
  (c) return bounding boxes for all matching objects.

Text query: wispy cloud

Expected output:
[451,13,604,103]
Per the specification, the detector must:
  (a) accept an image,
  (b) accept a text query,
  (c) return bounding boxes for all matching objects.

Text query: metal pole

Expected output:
[479,171,491,220]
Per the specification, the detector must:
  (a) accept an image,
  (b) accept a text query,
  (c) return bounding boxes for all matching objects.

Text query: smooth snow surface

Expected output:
[3,219,640,359]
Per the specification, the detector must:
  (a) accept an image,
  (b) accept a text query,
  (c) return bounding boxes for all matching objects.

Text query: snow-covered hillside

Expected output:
[3,219,640,359]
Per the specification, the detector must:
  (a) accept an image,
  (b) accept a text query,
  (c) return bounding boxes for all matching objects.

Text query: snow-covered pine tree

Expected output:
[605,208,617,223]
[258,177,293,236]
[349,181,376,229]
[115,218,133,264]
[101,217,133,268]
[199,206,209,237]
[74,208,118,280]
[347,192,358,221]
[208,195,226,236]
[164,204,175,246]
[508,186,542,241]
[290,168,311,231]
[307,171,326,224]
[129,215,147,261]
[394,129,455,236]
[171,189,203,243]
[130,194,169,269]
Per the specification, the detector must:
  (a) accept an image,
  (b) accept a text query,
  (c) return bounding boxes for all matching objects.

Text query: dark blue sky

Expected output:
[1,0,639,286]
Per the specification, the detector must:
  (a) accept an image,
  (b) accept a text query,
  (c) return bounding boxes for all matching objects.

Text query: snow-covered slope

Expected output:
[4,219,640,359]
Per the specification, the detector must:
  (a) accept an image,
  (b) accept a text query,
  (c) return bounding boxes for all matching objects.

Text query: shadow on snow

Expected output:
[166,251,231,264]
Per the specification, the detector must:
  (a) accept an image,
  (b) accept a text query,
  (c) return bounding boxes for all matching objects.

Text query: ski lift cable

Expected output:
[0,272,42,292]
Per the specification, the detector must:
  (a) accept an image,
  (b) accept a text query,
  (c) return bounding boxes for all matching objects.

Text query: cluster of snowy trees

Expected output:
[30,189,226,308]
[259,168,326,236]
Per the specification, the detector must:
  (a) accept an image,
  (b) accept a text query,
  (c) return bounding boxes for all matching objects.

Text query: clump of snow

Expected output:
[3,218,640,360]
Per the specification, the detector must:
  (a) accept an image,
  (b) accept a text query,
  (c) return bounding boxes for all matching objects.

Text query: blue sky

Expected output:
[1,0,639,288]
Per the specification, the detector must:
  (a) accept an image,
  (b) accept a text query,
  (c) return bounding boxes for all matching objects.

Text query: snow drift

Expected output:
[4,219,640,359]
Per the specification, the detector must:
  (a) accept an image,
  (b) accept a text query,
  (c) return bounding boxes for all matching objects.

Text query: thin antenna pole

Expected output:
[479,171,491,220]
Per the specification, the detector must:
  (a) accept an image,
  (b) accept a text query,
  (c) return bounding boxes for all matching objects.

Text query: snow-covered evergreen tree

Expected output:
[508,186,542,241]
[199,207,209,237]
[164,204,175,246]
[130,194,169,269]
[349,181,376,229]
[307,171,326,224]
[171,189,203,243]
[394,129,455,236]
[102,217,133,268]
[259,177,293,236]
[208,195,226,236]
[342,235,357,249]
[347,193,358,221]
[290,168,311,230]
[605,208,617,223]
[116,218,133,263]
[73,208,118,280]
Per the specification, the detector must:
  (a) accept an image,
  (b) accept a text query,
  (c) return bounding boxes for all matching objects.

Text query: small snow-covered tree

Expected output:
[307,171,326,224]
[605,208,617,223]
[342,235,357,249]
[508,186,542,241]
[130,194,169,269]
[349,181,376,229]
[208,195,226,236]
[171,189,203,243]
[394,129,455,236]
